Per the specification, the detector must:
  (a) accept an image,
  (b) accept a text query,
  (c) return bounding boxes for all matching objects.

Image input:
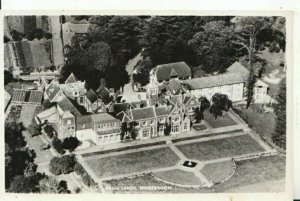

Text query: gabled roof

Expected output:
[11,89,43,104]
[65,73,78,84]
[116,111,132,122]
[226,61,250,82]
[154,61,191,82]
[57,97,82,117]
[85,89,98,103]
[130,107,156,121]
[46,83,61,101]
[77,113,119,124]
[155,106,171,117]
[97,87,114,104]
[166,79,182,95]
[182,73,244,90]
[183,95,200,107]
[169,95,183,106]
[59,82,86,98]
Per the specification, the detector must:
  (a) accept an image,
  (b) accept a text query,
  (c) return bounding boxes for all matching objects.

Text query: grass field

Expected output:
[20,105,37,127]
[201,160,234,183]
[153,169,202,186]
[215,155,286,192]
[233,105,276,148]
[176,134,264,161]
[85,147,180,178]
[203,111,237,128]
[105,155,285,193]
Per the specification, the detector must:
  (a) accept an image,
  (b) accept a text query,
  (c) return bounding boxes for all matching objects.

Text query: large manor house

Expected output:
[10,61,270,146]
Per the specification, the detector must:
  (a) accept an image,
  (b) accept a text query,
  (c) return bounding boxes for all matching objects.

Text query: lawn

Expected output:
[201,160,234,183]
[5,81,38,94]
[104,174,212,193]
[153,169,202,186]
[176,134,265,161]
[84,147,180,178]
[203,110,237,128]
[233,105,276,147]
[104,155,285,193]
[215,155,286,192]
[20,105,38,127]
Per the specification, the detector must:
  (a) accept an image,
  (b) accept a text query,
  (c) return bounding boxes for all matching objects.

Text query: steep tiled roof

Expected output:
[155,107,170,117]
[46,83,61,101]
[11,89,43,104]
[167,79,182,94]
[130,107,156,121]
[77,113,119,124]
[85,89,98,103]
[226,61,250,82]
[170,95,183,106]
[116,111,132,122]
[59,82,86,98]
[182,73,244,90]
[155,61,191,82]
[57,97,82,117]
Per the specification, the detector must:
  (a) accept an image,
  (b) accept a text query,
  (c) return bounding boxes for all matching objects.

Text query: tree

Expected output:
[81,41,112,72]
[39,176,60,193]
[130,128,138,140]
[194,107,202,123]
[272,78,286,149]
[164,122,171,136]
[42,99,54,109]
[10,29,23,41]
[188,21,237,73]
[209,93,232,119]
[132,57,152,86]
[5,121,26,150]
[24,162,37,177]
[4,70,14,85]
[82,173,96,187]
[44,124,55,138]
[74,162,85,176]
[28,123,42,137]
[62,137,80,152]
[233,17,274,108]
[52,137,65,155]
[199,96,210,120]
[49,155,77,175]
[9,175,38,193]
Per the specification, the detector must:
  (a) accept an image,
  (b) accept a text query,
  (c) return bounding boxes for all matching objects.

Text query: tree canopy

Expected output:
[209,93,232,119]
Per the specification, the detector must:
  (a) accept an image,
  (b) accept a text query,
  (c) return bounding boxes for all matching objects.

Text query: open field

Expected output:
[84,147,180,178]
[153,169,202,186]
[104,155,285,193]
[214,155,286,192]
[176,134,265,161]
[203,110,237,128]
[201,160,234,183]
[20,105,37,127]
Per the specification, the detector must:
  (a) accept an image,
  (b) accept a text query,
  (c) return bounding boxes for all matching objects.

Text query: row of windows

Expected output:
[97,122,118,129]
[97,134,120,144]
[139,120,155,127]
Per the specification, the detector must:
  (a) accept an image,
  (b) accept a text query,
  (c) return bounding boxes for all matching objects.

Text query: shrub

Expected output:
[28,123,42,137]
[49,155,77,175]
[52,137,65,155]
[62,137,80,152]
[44,124,55,139]
[82,173,96,187]
[74,163,85,176]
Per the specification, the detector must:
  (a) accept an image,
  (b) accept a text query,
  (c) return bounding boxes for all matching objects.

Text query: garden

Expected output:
[203,110,237,128]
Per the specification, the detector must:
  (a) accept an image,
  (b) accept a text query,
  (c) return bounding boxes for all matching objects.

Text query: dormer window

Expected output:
[74,91,78,96]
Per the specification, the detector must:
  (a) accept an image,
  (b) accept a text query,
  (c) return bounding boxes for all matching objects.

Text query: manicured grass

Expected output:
[84,147,180,178]
[105,174,212,193]
[104,155,285,193]
[20,105,37,127]
[233,105,275,146]
[153,169,202,186]
[215,155,286,192]
[203,110,237,128]
[176,134,265,161]
[201,160,234,183]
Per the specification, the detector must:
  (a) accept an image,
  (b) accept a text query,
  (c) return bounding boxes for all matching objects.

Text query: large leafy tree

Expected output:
[233,17,274,108]
[209,93,232,119]
[272,78,286,149]
[188,21,237,73]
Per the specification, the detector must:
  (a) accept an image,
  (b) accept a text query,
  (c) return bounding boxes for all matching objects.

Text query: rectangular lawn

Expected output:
[84,147,180,178]
[203,110,237,128]
[20,105,37,127]
[176,134,265,161]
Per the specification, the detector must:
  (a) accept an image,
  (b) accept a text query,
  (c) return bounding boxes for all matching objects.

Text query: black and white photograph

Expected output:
[3,14,288,194]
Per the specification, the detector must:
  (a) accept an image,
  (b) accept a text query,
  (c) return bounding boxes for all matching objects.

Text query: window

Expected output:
[142,121,147,126]
[106,123,110,128]
[113,122,117,127]
[80,96,84,103]
[142,129,150,138]
[67,120,72,125]
[150,120,154,125]
[171,125,179,133]
[110,135,114,142]
[184,123,188,130]
[159,126,165,133]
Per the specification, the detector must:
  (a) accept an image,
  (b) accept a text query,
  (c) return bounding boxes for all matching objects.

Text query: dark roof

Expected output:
[130,107,156,121]
[155,62,191,82]
[166,79,182,94]
[11,89,43,104]
[226,61,250,82]
[57,97,82,116]
[183,96,200,107]
[113,102,134,114]
[85,89,98,103]
[77,113,119,124]
[182,73,244,90]
[116,111,132,122]
[155,107,170,117]
[170,95,183,106]
[97,87,114,104]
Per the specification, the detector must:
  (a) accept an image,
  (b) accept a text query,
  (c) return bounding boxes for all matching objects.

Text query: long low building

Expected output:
[11,89,43,105]
[182,73,245,102]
